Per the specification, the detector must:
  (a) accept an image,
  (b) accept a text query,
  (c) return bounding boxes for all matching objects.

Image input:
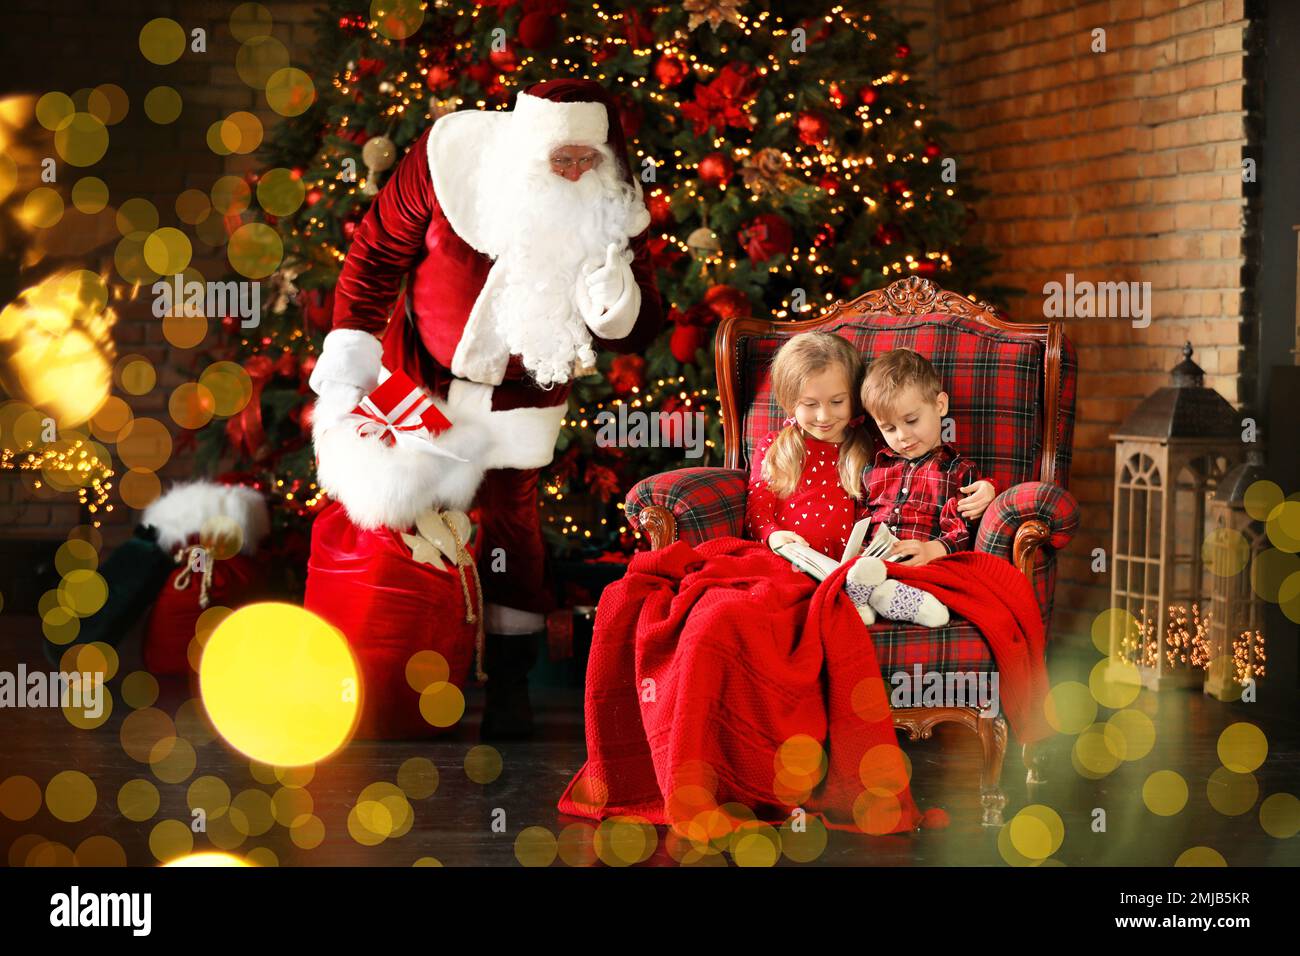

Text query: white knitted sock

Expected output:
[844,557,886,626]
[868,579,950,628]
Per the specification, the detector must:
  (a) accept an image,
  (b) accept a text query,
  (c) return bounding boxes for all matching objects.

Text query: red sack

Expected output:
[143,543,263,677]
[304,500,482,739]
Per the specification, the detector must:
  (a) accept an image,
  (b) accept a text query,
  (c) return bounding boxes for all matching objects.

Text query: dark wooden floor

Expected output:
[2,614,1297,867]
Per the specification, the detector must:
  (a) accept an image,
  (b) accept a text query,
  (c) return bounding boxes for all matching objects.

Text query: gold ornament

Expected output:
[686,225,721,254]
[683,0,745,33]
[361,135,397,196]
[740,147,799,197]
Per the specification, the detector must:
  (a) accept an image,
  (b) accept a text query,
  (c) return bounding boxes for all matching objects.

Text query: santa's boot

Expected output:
[480,631,539,740]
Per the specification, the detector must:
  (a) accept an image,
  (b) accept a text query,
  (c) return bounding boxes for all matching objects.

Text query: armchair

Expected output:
[625,276,1080,826]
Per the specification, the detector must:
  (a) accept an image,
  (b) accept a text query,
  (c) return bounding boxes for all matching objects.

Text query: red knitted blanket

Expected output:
[556,537,1051,836]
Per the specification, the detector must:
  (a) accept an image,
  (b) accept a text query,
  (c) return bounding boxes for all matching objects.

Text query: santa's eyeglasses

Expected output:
[549,151,603,172]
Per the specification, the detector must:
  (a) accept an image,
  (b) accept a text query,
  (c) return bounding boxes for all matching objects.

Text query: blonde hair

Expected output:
[761,332,872,500]
[861,348,945,422]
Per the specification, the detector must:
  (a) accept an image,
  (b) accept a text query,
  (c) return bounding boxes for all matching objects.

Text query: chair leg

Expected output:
[978,716,1009,828]
[1023,740,1048,788]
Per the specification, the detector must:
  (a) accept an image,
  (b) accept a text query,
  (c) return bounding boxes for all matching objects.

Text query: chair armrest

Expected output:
[625,467,748,550]
[974,481,1079,574]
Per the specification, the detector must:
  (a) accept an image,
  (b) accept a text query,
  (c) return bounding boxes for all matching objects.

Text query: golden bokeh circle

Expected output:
[1044,681,1097,735]
[117,354,156,395]
[273,763,315,789]
[169,382,216,429]
[594,816,657,866]
[22,187,64,228]
[1203,526,1251,577]
[1174,846,1227,866]
[222,111,264,154]
[176,188,211,224]
[556,823,597,867]
[227,221,283,278]
[75,835,127,867]
[45,770,97,822]
[118,778,161,822]
[1243,479,1283,521]
[1217,722,1267,773]
[68,641,119,681]
[163,311,209,351]
[851,789,904,835]
[397,756,439,799]
[144,226,193,275]
[58,568,108,616]
[211,175,252,216]
[236,36,289,89]
[265,67,316,117]
[87,84,129,126]
[1091,607,1139,656]
[71,176,110,214]
[148,819,194,862]
[1259,792,1300,838]
[35,91,75,130]
[114,237,156,284]
[231,2,274,41]
[245,847,278,867]
[122,670,160,709]
[779,813,828,863]
[373,0,424,39]
[231,789,275,836]
[405,649,449,693]
[1009,804,1064,860]
[731,822,781,867]
[1143,770,1188,816]
[116,197,159,238]
[26,841,77,867]
[187,775,232,819]
[272,786,313,827]
[1072,723,1123,777]
[149,735,197,784]
[55,537,99,576]
[120,468,162,510]
[120,706,177,762]
[197,361,253,416]
[41,605,80,645]
[139,18,186,64]
[175,697,218,745]
[54,112,109,167]
[1265,500,1300,552]
[1105,708,1155,761]
[144,86,183,124]
[1088,658,1141,708]
[347,801,391,846]
[464,744,502,784]
[257,167,307,216]
[0,776,43,821]
[289,814,325,849]
[419,681,465,727]
[117,416,172,471]
[1206,767,1258,817]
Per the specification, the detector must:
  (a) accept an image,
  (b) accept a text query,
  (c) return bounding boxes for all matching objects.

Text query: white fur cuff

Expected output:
[309,328,384,396]
[142,480,270,554]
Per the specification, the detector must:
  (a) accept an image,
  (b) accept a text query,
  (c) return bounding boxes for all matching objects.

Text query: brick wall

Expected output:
[1,0,318,548]
[917,0,1251,646]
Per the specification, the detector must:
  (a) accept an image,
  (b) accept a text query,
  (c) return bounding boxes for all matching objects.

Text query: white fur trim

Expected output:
[449,259,512,385]
[141,480,270,555]
[309,328,384,395]
[512,92,608,151]
[447,379,568,471]
[485,603,546,635]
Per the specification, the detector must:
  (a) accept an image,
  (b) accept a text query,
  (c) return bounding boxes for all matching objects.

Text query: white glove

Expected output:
[308,329,383,431]
[576,241,640,340]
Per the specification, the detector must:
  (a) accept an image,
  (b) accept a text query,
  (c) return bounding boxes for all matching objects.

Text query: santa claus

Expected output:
[307,79,663,738]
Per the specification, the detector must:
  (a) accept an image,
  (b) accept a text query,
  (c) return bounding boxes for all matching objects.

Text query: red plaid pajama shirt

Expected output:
[858,441,995,554]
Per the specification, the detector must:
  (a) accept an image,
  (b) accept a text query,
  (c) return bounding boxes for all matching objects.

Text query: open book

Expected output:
[773,518,902,582]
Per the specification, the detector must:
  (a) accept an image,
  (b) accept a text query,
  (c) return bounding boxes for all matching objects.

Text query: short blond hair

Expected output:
[861,348,945,421]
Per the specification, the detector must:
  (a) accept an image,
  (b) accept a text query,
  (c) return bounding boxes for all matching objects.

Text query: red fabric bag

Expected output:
[143,542,263,677]
[303,500,482,739]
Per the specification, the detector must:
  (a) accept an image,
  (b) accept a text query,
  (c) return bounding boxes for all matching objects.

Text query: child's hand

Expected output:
[888,539,946,566]
[957,479,996,520]
[768,530,808,551]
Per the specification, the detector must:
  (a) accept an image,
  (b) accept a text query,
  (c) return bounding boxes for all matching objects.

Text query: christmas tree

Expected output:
[197,0,1000,568]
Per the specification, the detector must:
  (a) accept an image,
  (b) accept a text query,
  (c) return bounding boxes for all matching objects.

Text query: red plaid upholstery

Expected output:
[625,298,1079,667]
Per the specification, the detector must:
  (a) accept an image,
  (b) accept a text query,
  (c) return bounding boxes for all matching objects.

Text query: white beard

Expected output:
[473,140,645,388]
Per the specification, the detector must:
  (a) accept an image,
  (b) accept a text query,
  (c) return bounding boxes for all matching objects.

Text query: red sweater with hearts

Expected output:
[745,430,861,558]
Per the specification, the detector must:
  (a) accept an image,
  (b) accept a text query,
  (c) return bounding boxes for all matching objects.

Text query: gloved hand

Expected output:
[575,241,639,340]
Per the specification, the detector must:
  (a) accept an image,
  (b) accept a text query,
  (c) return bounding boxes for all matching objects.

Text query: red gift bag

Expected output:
[304,500,483,739]
[143,545,264,676]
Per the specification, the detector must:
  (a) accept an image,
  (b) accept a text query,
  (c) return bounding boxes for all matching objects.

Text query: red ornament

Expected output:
[828,83,845,109]
[818,173,840,194]
[796,111,829,146]
[697,151,734,187]
[888,178,910,196]
[647,192,672,227]
[896,43,911,58]
[518,11,558,49]
[702,284,751,320]
[306,188,323,206]
[670,324,708,364]
[275,350,297,379]
[738,212,794,263]
[342,219,358,240]
[608,355,646,395]
[465,61,494,87]
[356,58,385,78]
[858,86,878,105]
[873,222,903,246]
[913,259,939,277]
[488,44,519,72]
[426,64,454,91]
[653,54,687,88]
[924,142,942,159]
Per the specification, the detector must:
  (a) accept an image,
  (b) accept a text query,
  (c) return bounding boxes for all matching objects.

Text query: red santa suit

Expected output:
[308,80,663,632]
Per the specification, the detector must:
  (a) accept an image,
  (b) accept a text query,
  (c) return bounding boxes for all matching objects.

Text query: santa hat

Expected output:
[427,79,649,257]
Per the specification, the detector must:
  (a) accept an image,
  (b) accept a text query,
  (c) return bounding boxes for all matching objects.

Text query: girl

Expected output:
[745,332,994,627]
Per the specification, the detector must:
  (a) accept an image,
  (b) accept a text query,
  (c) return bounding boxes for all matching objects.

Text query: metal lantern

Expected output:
[1107,343,1244,690]
[1203,449,1268,701]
